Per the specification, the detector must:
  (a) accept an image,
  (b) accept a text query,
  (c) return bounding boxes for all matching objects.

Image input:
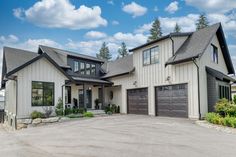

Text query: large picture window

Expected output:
[219,85,230,100]
[143,46,159,65]
[32,81,54,106]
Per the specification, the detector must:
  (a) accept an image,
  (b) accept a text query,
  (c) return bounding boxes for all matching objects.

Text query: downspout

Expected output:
[169,35,174,56]
[192,59,201,120]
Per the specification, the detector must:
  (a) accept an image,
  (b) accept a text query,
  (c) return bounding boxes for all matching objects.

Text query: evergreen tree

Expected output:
[96,42,112,61]
[173,23,181,33]
[118,42,128,58]
[147,18,162,42]
[196,13,209,30]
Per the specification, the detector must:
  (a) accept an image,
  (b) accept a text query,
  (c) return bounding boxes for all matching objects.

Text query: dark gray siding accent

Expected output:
[67,56,102,78]
[207,73,218,112]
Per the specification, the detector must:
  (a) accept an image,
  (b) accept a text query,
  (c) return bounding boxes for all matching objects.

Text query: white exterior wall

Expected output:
[199,34,229,117]
[109,37,199,118]
[16,58,68,118]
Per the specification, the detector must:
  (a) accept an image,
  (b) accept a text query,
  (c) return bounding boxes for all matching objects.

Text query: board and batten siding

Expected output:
[16,58,68,118]
[109,37,199,118]
[199,34,229,116]
[5,80,17,115]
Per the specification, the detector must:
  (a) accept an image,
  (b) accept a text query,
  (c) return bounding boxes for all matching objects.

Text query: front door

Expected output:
[86,89,92,109]
[78,89,92,109]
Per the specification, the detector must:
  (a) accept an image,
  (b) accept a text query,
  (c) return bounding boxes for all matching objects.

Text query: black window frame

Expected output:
[143,46,159,66]
[211,44,218,64]
[31,81,54,106]
[80,62,85,75]
[86,63,91,75]
[74,61,79,72]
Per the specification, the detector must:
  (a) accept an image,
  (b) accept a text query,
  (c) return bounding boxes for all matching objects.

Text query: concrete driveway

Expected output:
[1,115,236,157]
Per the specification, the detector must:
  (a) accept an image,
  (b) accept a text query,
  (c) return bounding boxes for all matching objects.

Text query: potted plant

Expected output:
[94,98,100,110]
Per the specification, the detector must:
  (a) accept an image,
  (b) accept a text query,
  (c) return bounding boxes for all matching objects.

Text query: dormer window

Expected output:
[211,44,218,64]
[74,61,79,72]
[143,46,159,66]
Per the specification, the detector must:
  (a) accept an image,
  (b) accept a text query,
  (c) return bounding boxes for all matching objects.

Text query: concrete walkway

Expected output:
[1,115,236,157]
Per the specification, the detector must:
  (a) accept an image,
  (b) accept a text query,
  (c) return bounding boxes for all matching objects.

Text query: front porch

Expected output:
[63,77,117,111]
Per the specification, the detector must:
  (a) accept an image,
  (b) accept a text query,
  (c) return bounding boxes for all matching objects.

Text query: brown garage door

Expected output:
[155,84,188,118]
[127,88,148,115]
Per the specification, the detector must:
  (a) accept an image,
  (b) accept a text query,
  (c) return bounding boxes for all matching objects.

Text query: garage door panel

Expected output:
[127,88,148,115]
[156,84,188,118]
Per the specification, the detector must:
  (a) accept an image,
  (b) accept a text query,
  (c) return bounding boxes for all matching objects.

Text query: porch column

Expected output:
[83,83,86,109]
[101,85,105,109]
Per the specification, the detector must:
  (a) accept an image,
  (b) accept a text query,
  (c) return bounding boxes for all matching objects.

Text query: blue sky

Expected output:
[0,0,236,65]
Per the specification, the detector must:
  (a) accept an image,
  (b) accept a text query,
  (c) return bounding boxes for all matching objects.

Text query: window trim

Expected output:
[143,46,159,66]
[31,81,55,107]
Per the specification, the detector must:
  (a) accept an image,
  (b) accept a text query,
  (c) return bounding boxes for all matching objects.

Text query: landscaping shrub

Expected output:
[104,104,120,114]
[55,98,63,116]
[83,112,94,117]
[78,108,87,114]
[205,112,222,124]
[215,98,236,117]
[31,111,44,119]
[64,108,73,115]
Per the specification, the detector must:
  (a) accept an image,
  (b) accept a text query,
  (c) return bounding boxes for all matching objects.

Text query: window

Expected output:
[65,86,71,104]
[74,61,79,72]
[32,81,54,106]
[212,44,218,63]
[86,63,91,75]
[91,64,96,75]
[151,47,159,64]
[80,62,85,75]
[219,85,230,100]
[143,50,150,65]
[143,46,159,65]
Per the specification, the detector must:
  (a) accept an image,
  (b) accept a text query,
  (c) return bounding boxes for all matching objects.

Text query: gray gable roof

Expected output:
[101,54,134,78]
[165,23,234,74]
[39,45,104,66]
[166,23,220,65]
[3,47,39,74]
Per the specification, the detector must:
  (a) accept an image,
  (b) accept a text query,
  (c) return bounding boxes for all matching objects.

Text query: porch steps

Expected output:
[87,110,106,116]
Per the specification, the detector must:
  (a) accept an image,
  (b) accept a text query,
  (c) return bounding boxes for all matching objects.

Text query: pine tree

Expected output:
[173,23,181,33]
[147,18,162,42]
[118,42,128,58]
[196,13,209,30]
[96,42,112,61]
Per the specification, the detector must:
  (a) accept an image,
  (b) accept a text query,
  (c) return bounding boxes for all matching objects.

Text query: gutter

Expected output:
[192,59,201,120]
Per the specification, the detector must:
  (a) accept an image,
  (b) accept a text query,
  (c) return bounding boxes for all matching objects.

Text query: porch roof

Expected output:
[206,66,235,82]
[72,77,113,85]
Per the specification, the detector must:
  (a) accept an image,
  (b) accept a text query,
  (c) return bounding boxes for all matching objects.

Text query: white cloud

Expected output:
[85,31,107,39]
[112,20,119,25]
[153,6,158,12]
[107,0,114,5]
[13,8,24,20]
[185,0,236,13]
[134,23,153,34]
[122,2,147,18]
[0,35,19,43]
[165,1,179,14]
[67,32,147,58]
[13,0,107,30]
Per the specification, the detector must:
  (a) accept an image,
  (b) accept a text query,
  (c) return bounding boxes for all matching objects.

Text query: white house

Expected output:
[1,23,235,128]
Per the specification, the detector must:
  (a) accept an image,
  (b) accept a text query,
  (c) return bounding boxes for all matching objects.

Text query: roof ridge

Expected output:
[39,45,102,62]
